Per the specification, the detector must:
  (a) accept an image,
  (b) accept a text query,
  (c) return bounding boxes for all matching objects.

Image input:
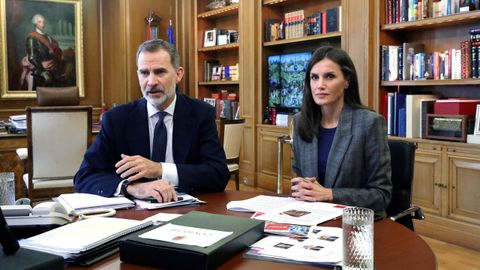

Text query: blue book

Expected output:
[395,93,406,136]
[398,107,406,137]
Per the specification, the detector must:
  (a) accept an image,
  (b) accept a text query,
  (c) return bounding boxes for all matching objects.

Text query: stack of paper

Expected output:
[134,193,205,210]
[57,193,135,215]
[227,195,345,226]
[244,226,342,266]
[19,217,152,260]
[8,114,27,133]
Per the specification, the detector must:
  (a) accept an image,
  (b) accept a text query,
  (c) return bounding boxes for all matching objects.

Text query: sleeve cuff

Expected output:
[161,162,179,187]
[113,180,126,197]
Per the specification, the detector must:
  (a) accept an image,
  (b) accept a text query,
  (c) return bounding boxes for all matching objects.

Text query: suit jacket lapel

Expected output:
[172,95,193,162]
[126,99,150,158]
[303,136,318,177]
[324,105,353,187]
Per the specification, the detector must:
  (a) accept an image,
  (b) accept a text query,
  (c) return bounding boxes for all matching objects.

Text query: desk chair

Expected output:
[219,119,245,190]
[23,106,92,202]
[386,140,424,231]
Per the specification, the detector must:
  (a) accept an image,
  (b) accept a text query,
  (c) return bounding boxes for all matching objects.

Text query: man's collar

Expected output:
[146,94,177,118]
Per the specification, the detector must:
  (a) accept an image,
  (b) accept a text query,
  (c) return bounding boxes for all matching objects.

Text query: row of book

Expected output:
[386,93,438,137]
[203,90,240,120]
[385,93,480,139]
[202,60,238,82]
[264,6,340,42]
[385,0,479,24]
[381,32,480,81]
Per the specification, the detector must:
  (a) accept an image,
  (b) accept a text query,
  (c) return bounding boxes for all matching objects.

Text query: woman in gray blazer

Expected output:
[290,46,392,217]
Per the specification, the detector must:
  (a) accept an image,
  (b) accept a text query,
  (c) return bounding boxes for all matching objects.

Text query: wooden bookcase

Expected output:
[194,1,240,100]
[374,0,480,250]
[193,1,258,183]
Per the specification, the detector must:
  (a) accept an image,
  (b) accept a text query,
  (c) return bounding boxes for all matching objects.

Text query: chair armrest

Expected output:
[278,135,292,144]
[389,205,425,222]
[16,148,28,160]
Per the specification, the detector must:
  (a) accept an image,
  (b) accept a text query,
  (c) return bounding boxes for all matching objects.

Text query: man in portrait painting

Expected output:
[20,14,63,90]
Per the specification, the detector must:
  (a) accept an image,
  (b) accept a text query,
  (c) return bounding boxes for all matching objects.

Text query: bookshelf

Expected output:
[194,1,240,100]
[256,0,344,192]
[374,0,480,250]
[193,0,258,183]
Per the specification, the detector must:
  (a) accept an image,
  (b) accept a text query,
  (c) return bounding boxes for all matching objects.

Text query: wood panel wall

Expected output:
[0,0,189,119]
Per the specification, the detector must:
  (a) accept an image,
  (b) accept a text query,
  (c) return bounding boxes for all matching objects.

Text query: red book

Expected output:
[434,99,480,117]
[321,12,326,34]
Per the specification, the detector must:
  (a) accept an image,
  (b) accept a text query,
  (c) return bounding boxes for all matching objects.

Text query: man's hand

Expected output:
[126,180,177,203]
[115,154,162,181]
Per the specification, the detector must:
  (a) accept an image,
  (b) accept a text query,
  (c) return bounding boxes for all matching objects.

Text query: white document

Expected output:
[226,195,298,213]
[246,226,342,265]
[134,194,204,210]
[139,223,232,248]
[19,217,152,257]
[254,200,344,226]
[57,193,135,215]
[142,213,182,223]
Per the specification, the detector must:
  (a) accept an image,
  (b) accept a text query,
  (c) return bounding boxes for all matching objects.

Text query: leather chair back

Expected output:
[386,140,417,230]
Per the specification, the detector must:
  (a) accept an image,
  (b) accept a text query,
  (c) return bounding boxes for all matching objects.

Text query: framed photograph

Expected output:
[475,105,480,136]
[204,29,216,47]
[203,97,216,107]
[0,0,84,99]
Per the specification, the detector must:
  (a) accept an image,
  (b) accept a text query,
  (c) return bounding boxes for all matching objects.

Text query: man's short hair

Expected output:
[31,14,45,25]
[136,39,180,69]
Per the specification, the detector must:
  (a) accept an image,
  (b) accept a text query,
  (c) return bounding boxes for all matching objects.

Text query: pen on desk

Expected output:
[146,196,183,203]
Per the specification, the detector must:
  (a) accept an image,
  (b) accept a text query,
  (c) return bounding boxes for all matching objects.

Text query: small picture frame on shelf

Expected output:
[204,29,217,47]
[203,98,216,107]
[425,114,470,142]
[474,105,480,136]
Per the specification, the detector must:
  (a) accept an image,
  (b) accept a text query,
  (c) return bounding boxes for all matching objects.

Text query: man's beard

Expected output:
[144,87,169,109]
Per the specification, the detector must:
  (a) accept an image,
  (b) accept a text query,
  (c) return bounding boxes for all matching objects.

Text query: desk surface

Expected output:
[68,191,436,270]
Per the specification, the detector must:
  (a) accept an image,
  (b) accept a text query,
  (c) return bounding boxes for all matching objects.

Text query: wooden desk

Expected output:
[67,191,436,270]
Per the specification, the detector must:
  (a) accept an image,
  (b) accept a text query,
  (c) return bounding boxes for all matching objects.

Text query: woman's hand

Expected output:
[291,177,333,202]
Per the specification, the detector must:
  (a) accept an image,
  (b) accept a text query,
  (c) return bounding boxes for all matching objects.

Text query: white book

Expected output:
[226,195,297,213]
[19,217,152,257]
[388,45,399,81]
[57,193,135,215]
[406,94,438,138]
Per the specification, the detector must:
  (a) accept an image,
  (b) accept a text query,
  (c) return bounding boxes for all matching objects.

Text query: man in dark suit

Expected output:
[74,39,229,202]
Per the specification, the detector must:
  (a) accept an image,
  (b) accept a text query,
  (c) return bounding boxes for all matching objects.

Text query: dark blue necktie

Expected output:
[152,111,168,162]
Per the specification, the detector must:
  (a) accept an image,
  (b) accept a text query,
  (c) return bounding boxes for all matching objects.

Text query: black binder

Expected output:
[0,248,64,270]
[119,211,264,270]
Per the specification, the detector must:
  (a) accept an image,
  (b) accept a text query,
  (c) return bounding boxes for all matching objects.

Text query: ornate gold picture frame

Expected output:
[0,0,83,99]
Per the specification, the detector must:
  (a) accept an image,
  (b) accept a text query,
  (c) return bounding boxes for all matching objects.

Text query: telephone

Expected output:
[1,201,71,227]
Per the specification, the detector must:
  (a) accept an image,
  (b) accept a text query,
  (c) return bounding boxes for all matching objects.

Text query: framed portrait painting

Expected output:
[0,0,84,98]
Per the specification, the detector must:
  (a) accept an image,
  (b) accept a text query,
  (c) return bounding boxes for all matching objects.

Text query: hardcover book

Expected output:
[406,94,439,138]
[402,42,424,80]
[326,7,339,33]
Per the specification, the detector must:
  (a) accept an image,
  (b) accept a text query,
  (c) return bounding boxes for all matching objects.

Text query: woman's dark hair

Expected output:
[297,46,366,141]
